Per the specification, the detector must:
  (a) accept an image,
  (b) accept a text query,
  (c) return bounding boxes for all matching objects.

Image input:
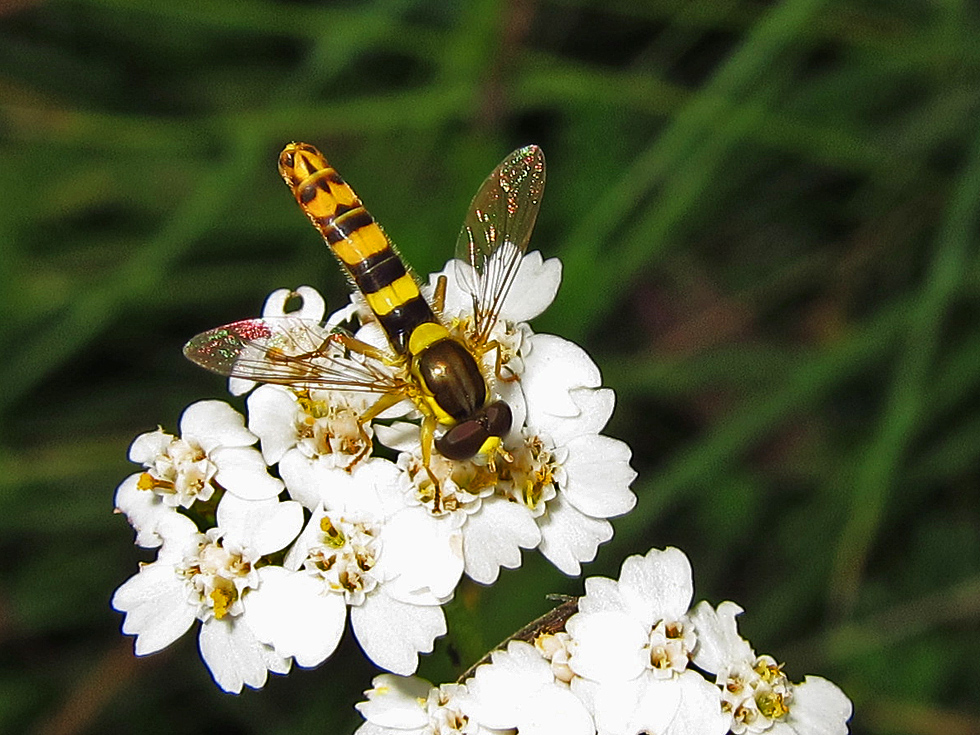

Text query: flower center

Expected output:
[401,451,495,517]
[137,435,215,507]
[302,512,381,604]
[425,684,472,735]
[645,619,694,677]
[536,631,575,683]
[722,655,793,732]
[177,531,256,621]
[295,391,373,470]
[495,434,558,514]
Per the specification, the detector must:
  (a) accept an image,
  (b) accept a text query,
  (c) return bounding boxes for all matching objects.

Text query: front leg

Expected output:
[419,414,443,514]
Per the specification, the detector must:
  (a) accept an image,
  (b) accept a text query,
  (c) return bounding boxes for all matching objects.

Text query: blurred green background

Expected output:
[2,0,979,732]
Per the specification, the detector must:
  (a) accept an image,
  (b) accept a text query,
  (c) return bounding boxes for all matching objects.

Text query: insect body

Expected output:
[185,142,545,491]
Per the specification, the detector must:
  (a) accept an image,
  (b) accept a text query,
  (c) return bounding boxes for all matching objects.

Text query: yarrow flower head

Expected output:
[354,547,852,735]
[689,601,853,735]
[112,488,302,692]
[115,253,635,689]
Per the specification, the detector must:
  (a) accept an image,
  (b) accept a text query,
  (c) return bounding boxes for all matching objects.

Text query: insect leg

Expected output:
[350,420,374,467]
[358,391,410,423]
[482,339,519,383]
[419,414,442,513]
[432,274,448,314]
[328,332,398,364]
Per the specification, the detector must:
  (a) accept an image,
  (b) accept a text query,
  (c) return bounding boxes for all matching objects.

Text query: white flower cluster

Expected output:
[112,253,638,693]
[356,547,853,735]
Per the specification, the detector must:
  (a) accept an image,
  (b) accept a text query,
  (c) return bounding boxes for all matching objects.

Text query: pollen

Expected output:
[175,532,258,622]
[320,516,347,548]
[303,512,381,603]
[294,390,373,472]
[757,690,790,720]
[495,434,558,516]
[210,584,237,620]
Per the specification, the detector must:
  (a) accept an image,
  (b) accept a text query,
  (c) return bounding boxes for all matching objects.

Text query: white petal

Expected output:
[373,421,421,453]
[217,495,303,556]
[245,566,347,668]
[247,385,301,465]
[340,459,410,519]
[351,592,446,675]
[153,511,204,561]
[279,450,330,509]
[664,670,729,735]
[284,505,328,571]
[588,676,649,735]
[112,564,197,655]
[282,456,404,518]
[787,676,853,735]
[114,473,171,548]
[380,507,463,603]
[228,377,254,397]
[618,547,693,626]
[578,576,626,614]
[566,610,648,682]
[562,434,637,518]
[689,601,753,674]
[462,497,540,584]
[498,251,563,322]
[128,428,172,465]
[430,259,474,318]
[515,685,594,735]
[534,387,615,446]
[469,641,553,699]
[522,335,601,421]
[537,492,613,576]
[198,616,287,693]
[180,400,256,453]
[356,673,432,729]
[626,670,728,735]
[471,653,594,735]
[211,446,284,501]
[262,285,326,321]
[353,724,402,735]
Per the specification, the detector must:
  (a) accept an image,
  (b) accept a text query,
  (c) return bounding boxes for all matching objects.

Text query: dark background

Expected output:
[2,0,979,733]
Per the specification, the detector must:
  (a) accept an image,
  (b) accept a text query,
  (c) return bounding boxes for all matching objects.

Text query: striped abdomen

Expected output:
[278,142,435,354]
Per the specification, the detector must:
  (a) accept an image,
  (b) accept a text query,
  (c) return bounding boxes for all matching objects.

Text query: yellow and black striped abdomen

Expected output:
[278,143,435,354]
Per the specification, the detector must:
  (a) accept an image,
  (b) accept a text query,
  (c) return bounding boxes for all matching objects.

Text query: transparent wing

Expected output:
[183,316,404,394]
[454,145,545,346]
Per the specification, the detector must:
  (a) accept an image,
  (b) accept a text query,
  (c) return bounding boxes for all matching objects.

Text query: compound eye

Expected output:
[436,420,489,460]
[483,400,512,438]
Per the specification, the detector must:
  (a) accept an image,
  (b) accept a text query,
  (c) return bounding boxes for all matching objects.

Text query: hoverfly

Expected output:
[184,143,545,500]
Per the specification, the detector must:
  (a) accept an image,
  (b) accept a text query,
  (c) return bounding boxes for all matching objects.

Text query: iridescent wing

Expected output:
[454,145,546,346]
[183,316,404,394]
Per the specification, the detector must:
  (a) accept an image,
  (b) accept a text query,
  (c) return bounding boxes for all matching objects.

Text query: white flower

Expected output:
[689,601,853,735]
[355,674,496,735]
[508,334,637,575]
[569,548,697,682]
[566,548,728,735]
[127,400,282,510]
[463,640,594,735]
[112,492,303,692]
[248,384,376,498]
[246,459,456,675]
[375,253,635,584]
